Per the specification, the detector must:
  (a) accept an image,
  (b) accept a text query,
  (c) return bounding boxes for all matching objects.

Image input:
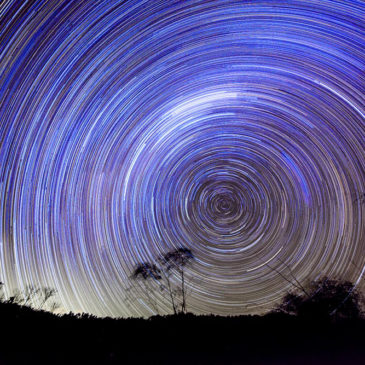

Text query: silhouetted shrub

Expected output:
[276,277,363,320]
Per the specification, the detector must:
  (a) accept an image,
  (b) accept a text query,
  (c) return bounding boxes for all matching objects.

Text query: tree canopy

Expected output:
[276,277,363,320]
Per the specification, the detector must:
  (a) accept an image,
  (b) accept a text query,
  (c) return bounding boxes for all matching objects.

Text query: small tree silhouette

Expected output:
[160,248,194,314]
[131,247,195,315]
[131,263,163,315]
[0,282,60,313]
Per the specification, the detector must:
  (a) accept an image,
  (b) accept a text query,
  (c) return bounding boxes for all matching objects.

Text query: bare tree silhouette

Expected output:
[0,282,59,313]
[266,258,310,298]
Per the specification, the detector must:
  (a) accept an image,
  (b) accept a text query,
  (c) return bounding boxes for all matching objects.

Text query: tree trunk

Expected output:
[181,269,186,313]
[165,274,177,315]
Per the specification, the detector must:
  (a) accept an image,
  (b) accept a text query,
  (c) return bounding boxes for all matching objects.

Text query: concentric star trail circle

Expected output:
[0,0,364,317]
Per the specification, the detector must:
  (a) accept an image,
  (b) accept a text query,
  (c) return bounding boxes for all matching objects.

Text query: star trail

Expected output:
[0,0,364,317]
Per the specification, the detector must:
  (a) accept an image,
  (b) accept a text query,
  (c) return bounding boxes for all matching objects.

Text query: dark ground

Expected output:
[0,302,364,364]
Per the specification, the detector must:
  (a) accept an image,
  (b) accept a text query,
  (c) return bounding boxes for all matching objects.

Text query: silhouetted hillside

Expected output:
[0,301,364,364]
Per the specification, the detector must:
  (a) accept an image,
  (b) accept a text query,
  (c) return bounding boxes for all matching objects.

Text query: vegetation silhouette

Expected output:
[0,277,364,364]
[0,281,59,312]
[131,247,195,315]
[274,277,364,320]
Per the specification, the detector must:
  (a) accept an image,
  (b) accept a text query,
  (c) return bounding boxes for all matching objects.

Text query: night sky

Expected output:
[0,0,364,318]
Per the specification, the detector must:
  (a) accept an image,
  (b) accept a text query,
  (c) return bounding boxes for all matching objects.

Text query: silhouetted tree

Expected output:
[276,277,363,320]
[38,287,58,310]
[266,257,310,298]
[131,247,195,315]
[131,263,163,315]
[160,248,195,313]
[0,283,59,313]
